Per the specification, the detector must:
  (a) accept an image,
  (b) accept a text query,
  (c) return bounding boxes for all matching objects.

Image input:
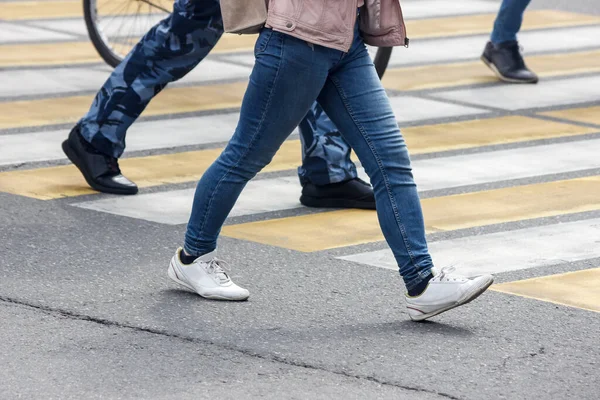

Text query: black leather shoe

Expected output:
[481,41,538,83]
[300,177,376,209]
[61,125,138,195]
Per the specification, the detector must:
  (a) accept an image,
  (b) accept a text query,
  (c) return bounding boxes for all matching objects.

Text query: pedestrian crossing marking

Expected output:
[338,219,600,278]
[0,0,168,20]
[0,116,594,198]
[405,10,600,39]
[492,268,600,313]
[69,138,600,225]
[0,34,261,67]
[0,42,99,67]
[220,176,600,252]
[0,140,302,200]
[401,116,595,154]
[383,50,600,91]
[0,82,248,130]
[541,106,600,127]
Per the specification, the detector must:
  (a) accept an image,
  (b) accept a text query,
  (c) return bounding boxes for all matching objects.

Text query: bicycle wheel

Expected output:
[373,47,392,79]
[83,0,172,68]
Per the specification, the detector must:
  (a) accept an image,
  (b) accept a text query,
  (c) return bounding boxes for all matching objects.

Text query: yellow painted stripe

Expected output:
[0,34,258,68]
[221,176,600,251]
[405,10,600,38]
[0,82,248,129]
[492,268,600,313]
[0,116,593,199]
[540,106,600,127]
[0,0,170,20]
[383,50,600,91]
[404,116,595,154]
[0,140,302,200]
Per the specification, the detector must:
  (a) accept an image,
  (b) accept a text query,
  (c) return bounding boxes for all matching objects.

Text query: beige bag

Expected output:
[221,0,268,34]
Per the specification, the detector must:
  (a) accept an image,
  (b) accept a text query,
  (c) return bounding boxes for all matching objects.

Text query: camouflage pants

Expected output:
[79,0,357,185]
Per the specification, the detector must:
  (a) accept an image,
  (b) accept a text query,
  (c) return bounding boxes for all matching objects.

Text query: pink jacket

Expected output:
[266,0,408,52]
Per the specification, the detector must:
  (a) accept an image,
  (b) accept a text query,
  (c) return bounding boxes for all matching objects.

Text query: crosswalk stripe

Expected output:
[220,176,600,252]
[1,115,591,182]
[338,219,600,278]
[383,49,600,91]
[541,106,600,127]
[0,89,484,131]
[1,61,252,99]
[2,114,592,167]
[218,25,600,77]
[492,268,600,313]
[0,140,302,200]
[73,175,317,223]
[432,75,600,111]
[0,0,166,20]
[0,82,248,130]
[0,33,260,67]
[404,10,600,39]
[71,137,600,225]
[0,22,74,43]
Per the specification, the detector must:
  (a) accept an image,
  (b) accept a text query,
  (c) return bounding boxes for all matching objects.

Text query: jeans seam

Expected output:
[190,34,285,251]
[328,75,418,267]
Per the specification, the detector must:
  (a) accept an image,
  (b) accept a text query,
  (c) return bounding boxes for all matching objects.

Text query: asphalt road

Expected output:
[1,1,599,399]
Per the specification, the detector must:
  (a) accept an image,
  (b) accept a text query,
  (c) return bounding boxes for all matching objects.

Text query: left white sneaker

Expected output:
[167,248,249,301]
[405,267,493,321]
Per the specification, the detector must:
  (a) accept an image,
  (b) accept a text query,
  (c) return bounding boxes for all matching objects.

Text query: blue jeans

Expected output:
[184,26,433,290]
[490,0,532,44]
[78,0,356,186]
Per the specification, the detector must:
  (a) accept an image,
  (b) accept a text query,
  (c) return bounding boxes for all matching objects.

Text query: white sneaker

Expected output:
[167,248,249,301]
[405,267,493,321]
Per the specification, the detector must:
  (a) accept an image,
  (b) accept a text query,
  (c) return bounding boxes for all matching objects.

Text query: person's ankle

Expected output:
[180,249,198,265]
[407,274,433,297]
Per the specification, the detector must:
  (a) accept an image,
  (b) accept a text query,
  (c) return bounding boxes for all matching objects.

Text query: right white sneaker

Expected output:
[167,248,249,301]
[405,266,493,321]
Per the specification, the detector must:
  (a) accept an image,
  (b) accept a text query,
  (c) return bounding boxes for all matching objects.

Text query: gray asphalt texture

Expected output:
[1,0,600,399]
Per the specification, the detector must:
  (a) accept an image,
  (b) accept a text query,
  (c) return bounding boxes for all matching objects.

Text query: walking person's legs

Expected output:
[481,0,538,83]
[169,25,493,320]
[62,0,223,194]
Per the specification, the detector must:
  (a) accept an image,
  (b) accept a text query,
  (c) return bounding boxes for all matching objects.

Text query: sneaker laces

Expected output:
[435,266,467,283]
[205,258,231,284]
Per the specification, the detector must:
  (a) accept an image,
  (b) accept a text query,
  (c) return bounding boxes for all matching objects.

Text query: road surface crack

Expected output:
[0,296,461,400]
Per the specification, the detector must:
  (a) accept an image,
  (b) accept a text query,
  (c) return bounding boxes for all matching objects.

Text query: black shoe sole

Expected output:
[300,195,376,210]
[480,55,538,84]
[61,140,138,195]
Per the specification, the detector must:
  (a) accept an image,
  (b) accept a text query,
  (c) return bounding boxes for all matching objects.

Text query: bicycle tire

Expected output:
[83,0,122,68]
[373,47,392,79]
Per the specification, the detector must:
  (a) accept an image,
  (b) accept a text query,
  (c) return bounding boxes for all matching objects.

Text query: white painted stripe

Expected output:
[70,138,600,225]
[432,76,600,110]
[388,96,486,123]
[412,139,600,191]
[0,113,241,166]
[0,95,484,166]
[338,218,600,277]
[401,0,500,19]
[221,26,600,68]
[28,15,164,38]
[74,175,314,223]
[1,60,251,98]
[0,22,75,43]
[387,26,600,67]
